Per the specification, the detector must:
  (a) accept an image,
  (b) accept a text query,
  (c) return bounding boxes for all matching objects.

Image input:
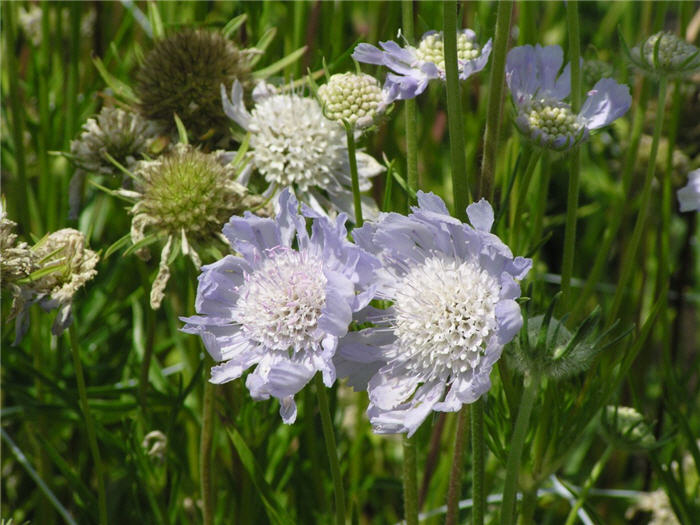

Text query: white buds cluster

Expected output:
[318,72,385,129]
[629,32,700,77]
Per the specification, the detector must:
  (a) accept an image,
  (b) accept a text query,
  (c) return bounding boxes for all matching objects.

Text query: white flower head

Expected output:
[221,81,384,220]
[317,72,388,129]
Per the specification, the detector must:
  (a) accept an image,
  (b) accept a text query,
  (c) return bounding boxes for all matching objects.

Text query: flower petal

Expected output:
[580,78,632,130]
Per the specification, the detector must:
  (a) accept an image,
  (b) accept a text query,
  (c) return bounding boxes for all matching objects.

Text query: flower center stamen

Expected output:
[393,256,499,382]
[416,32,481,71]
[237,248,327,353]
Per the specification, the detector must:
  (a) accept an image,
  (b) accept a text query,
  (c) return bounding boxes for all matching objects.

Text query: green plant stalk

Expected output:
[200,376,215,525]
[608,76,667,322]
[315,374,346,525]
[65,4,81,149]
[500,373,540,525]
[345,125,364,227]
[511,150,542,250]
[402,435,419,525]
[563,444,613,525]
[68,323,108,525]
[518,489,538,525]
[4,2,32,231]
[479,0,513,201]
[403,0,419,202]
[38,1,54,230]
[138,300,156,408]
[446,407,470,525]
[471,398,485,525]
[573,79,651,318]
[443,0,470,219]
[531,155,551,262]
[560,0,582,310]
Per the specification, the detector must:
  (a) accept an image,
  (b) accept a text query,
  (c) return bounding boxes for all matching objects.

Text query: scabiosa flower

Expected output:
[221,81,384,219]
[10,228,98,342]
[1,204,37,288]
[69,106,159,176]
[136,29,258,140]
[677,168,700,213]
[628,32,700,78]
[317,72,389,129]
[352,29,492,102]
[181,189,379,423]
[343,193,531,436]
[117,144,269,309]
[506,44,632,151]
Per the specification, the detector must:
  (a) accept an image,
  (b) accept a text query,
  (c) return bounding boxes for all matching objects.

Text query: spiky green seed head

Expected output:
[69,106,158,176]
[583,59,614,86]
[130,144,264,242]
[601,406,656,452]
[135,29,254,141]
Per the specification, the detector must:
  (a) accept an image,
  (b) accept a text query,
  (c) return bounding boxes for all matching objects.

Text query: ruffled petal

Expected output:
[221,81,251,130]
[467,199,495,232]
[580,77,632,130]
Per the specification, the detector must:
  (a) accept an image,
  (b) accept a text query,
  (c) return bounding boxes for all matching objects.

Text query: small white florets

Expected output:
[526,100,582,137]
[237,248,327,353]
[248,94,346,191]
[416,32,481,71]
[318,72,384,128]
[393,256,500,382]
[641,32,699,71]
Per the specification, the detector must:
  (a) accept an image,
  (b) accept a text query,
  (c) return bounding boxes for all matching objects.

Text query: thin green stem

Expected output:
[345,125,364,227]
[446,406,470,525]
[572,79,651,319]
[138,303,156,408]
[608,76,667,323]
[479,0,513,201]
[38,1,54,230]
[68,323,108,525]
[315,374,346,525]
[500,373,540,525]
[200,376,215,525]
[471,398,485,525]
[518,489,538,525]
[512,150,542,250]
[443,0,469,219]
[560,0,582,310]
[403,0,418,202]
[563,444,614,525]
[402,435,419,525]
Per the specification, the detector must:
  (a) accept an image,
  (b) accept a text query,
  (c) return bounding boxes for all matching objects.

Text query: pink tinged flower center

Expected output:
[237,248,327,353]
[393,257,500,382]
[415,33,481,71]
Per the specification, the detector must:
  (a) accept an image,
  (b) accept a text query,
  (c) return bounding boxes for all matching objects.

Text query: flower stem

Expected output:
[402,434,419,525]
[443,0,469,219]
[560,0,582,310]
[68,322,108,525]
[200,374,215,525]
[402,0,418,202]
[500,373,540,525]
[608,75,667,322]
[479,0,513,202]
[446,406,470,525]
[315,374,346,525]
[563,444,613,525]
[345,125,364,227]
[138,301,156,408]
[512,150,542,250]
[471,398,486,525]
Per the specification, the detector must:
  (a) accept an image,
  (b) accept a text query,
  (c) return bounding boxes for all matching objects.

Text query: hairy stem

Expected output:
[403,434,419,525]
[471,398,485,525]
[200,376,215,525]
[446,406,470,525]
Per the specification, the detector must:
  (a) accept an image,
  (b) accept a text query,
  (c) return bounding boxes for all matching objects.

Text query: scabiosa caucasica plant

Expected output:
[677,168,700,213]
[135,29,257,141]
[317,72,389,130]
[343,193,531,436]
[626,32,700,78]
[352,29,492,103]
[506,44,632,151]
[181,189,379,423]
[221,81,384,220]
[117,144,268,309]
[9,228,98,342]
[69,106,159,177]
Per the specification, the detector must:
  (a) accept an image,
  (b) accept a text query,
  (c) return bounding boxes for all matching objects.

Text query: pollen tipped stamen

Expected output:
[415,32,482,71]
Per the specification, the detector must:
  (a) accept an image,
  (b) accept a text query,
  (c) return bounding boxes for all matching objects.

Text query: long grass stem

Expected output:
[471,398,486,525]
[402,435,419,525]
[563,444,614,525]
[445,406,470,525]
[345,125,364,227]
[403,0,419,202]
[443,0,469,219]
[316,374,346,525]
[200,376,215,525]
[68,323,108,525]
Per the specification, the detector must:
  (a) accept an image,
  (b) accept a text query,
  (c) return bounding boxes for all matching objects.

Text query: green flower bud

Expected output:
[600,406,656,452]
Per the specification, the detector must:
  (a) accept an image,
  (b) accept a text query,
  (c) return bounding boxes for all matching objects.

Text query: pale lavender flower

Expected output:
[506,44,632,150]
[352,29,492,103]
[339,193,531,436]
[221,81,384,220]
[677,169,700,213]
[181,189,379,423]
